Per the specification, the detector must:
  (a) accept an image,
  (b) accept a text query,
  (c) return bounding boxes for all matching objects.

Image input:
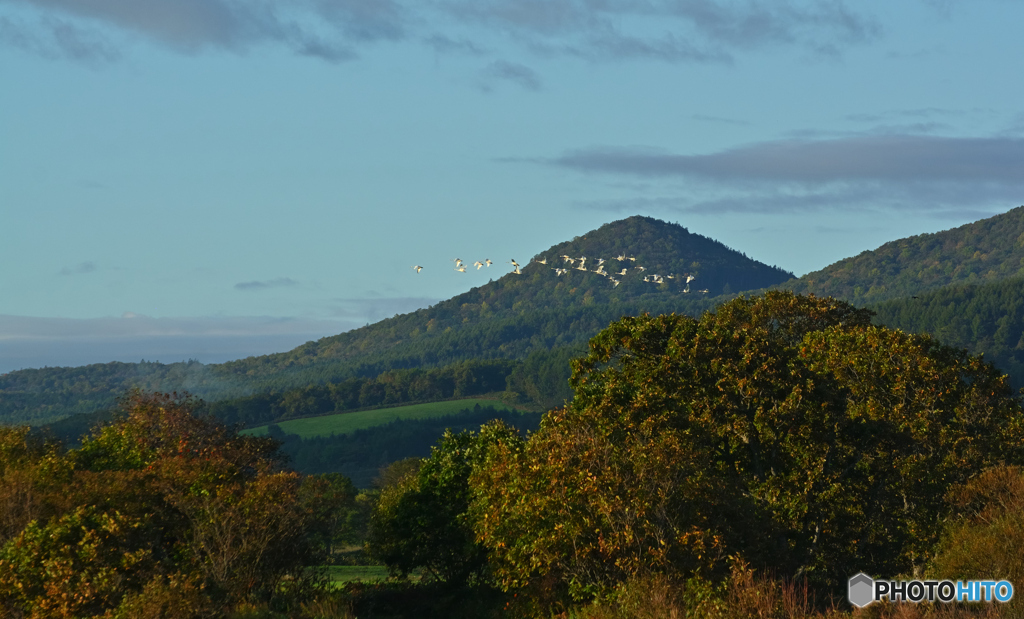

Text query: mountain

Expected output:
[1,216,794,426]
[784,206,1024,305]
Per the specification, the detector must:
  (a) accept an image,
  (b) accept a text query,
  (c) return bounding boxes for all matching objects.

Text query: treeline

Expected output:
[208,360,515,428]
[206,351,576,429]
[271,405,544,487]
[871,275,1024,388]
[0,360,214,426]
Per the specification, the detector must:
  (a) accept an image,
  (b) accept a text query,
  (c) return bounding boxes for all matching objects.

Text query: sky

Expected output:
[3,0,1024,373]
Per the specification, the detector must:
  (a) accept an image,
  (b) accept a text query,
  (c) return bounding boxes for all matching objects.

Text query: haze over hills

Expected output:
[783,206,1024,305]
[0,216,793,426]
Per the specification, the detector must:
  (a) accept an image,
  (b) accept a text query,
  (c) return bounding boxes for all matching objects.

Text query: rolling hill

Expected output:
[1,216,794,426]
[784,205,1024,305]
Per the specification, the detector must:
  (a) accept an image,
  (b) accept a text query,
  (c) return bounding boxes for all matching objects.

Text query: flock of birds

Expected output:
[412,253,710,294]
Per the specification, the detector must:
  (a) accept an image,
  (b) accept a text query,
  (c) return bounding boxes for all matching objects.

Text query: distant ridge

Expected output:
[1,216,793,426]
[784,206,1024,305]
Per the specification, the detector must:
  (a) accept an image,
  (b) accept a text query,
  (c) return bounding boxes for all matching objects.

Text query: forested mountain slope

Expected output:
[1,216,793,426]
[784,206,1024,305]
[871,275,1024,388]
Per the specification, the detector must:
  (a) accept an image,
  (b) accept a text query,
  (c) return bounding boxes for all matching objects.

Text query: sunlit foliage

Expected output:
[471,292,1024,598]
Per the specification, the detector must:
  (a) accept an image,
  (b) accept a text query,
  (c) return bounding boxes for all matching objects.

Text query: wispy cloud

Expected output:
[479,59,541,91]
[1,0,881,63]
[0,0,407,61]
[549,134,1024,216]
[234,277,299,291]
[423,33,486,55]
[0,14,118,61]
[58,261,97,276]
[548,135,1024,184]
[439,0,880,62]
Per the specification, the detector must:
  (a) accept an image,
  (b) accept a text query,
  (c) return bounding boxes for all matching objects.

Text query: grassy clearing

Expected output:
[323,565,392,584]
[243,398,514,439]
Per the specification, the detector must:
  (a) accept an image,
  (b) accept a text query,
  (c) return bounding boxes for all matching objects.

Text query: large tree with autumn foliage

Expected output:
[469,291,1024,598]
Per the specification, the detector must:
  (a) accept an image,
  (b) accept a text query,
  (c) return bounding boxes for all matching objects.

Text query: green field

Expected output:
[323,565,392,584]
[243,398,514,439]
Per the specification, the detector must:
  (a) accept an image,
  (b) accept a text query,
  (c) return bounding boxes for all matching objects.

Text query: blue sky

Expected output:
[3,0,1024,372]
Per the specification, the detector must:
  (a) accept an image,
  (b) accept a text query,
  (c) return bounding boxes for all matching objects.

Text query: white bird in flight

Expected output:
[485,259,493,267]
[411,265,423,273]
[455,265,467,273]
[474,261,484,270]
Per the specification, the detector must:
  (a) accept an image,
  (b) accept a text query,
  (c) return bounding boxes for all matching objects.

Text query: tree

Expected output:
[0,391,350,616]
[470,292,1024,598]
[369,423,520,585]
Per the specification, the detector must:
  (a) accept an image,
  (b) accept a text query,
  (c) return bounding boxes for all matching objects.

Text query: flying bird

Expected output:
[510,258,520,268]
[618,268,628,276]
[411,265,423,273]
[474,261,484,270]
[536,258,548,265]
[455,265,467,273]
[485,259,493,267]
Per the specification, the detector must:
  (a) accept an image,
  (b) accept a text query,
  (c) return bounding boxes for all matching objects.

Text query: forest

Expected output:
[786,205,1024,305]
[3,292,1024,618]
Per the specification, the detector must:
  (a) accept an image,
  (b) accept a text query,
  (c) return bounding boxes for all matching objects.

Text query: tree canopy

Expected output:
[470,292,1024,598]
